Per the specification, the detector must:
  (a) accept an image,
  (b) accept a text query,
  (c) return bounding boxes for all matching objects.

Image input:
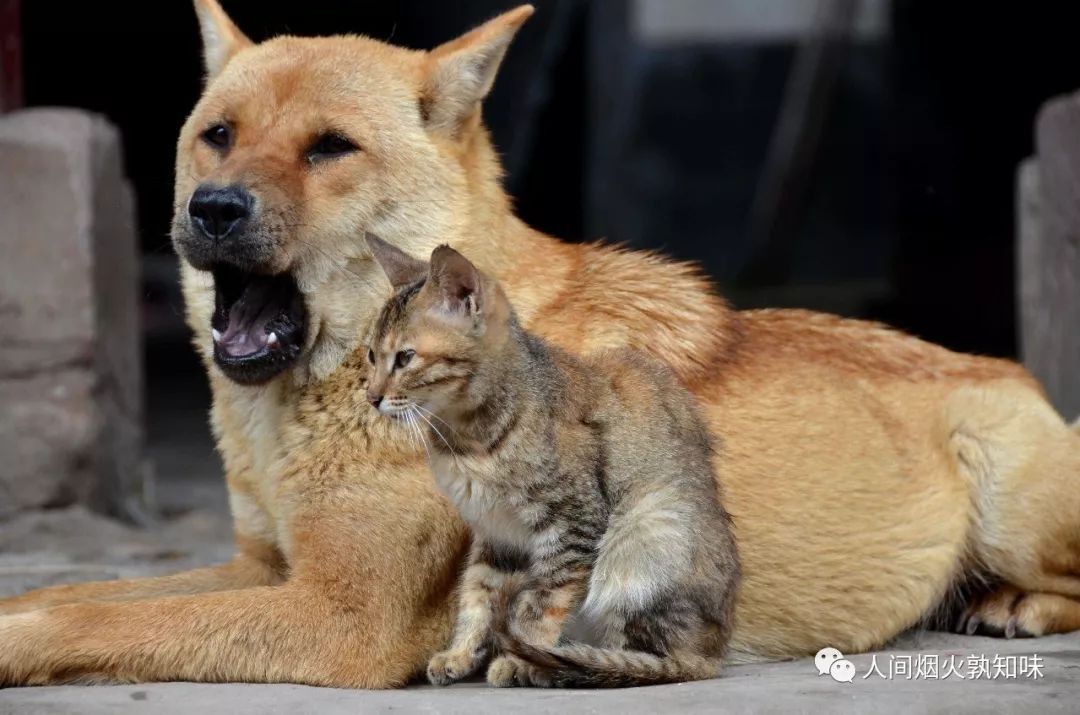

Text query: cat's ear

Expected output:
[366,234,428,289]
[429,244,484,317]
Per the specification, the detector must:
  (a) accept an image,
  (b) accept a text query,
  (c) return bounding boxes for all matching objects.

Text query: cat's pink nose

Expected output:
[368,394,383,409]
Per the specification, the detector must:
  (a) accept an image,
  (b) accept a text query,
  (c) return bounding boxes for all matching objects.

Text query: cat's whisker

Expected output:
[414,405,463,440]
[413,406,457,457]
[407,406,433,460]
[402,409,419,450]
[408,409,422,454]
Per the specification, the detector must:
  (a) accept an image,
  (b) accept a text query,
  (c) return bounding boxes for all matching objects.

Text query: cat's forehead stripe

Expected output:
[373,278,426,343]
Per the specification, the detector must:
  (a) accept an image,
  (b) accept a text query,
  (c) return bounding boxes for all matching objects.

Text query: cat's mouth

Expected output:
[210,265,306,385]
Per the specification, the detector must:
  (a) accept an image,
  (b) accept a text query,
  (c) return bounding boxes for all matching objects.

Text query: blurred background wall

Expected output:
[6,0,1080,517]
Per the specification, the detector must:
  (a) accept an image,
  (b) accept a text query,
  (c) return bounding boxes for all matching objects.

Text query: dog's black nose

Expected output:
[188,185,253,240]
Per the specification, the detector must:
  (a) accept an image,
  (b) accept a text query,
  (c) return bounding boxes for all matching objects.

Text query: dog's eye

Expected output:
[201,124,231,150]
[307,133,358,162]
[394,349,415,369]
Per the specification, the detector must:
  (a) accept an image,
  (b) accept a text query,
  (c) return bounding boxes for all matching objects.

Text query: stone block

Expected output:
[0,108,147,519]
[1017,92,1080,420]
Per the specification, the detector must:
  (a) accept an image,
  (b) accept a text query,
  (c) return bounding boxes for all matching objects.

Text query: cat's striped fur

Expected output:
[364,235,741,688]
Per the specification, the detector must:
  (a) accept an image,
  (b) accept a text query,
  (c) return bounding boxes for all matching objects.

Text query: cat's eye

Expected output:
[394,349,415,369]
[367,348,375,365]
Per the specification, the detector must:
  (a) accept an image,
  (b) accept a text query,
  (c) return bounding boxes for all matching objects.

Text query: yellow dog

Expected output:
[1,1,1078,687]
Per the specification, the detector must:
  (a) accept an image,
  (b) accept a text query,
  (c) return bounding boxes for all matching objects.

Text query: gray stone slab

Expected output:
[1018,92,1080,422]
[0,108,146,518]
[0,370,96,514]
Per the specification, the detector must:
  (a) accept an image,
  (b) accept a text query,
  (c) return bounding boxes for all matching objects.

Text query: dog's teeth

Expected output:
[267,332,279,347]
[212,329,222,343]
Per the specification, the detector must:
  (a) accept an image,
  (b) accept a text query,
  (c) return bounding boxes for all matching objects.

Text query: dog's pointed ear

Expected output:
[429,244,484,316]
[421,5,534,135]
[193,0,253,80]
[366,234,428,289]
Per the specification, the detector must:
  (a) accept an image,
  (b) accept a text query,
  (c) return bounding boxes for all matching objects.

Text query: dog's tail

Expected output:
[491,590,720,688]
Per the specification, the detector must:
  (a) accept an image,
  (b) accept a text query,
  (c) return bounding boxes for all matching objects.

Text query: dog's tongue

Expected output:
[217,305,272,357]
[214,278,283,358]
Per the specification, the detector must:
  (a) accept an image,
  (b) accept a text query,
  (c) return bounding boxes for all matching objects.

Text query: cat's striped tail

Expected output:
[490,588,721,687]
[493,633,722,687]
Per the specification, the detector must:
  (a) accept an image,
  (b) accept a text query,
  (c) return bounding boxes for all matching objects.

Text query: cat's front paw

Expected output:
[427,649,481,686]
[486,654,550,688]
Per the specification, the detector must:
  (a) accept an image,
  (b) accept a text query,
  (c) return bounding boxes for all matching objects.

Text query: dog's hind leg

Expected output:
[947,382,1080,637]
[956,584,1080,638]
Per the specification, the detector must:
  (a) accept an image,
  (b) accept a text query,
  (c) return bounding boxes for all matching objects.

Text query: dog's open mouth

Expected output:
[210,265,306,385]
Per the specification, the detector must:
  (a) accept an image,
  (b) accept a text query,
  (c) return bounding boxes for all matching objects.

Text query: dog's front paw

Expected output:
[427,649,481,686]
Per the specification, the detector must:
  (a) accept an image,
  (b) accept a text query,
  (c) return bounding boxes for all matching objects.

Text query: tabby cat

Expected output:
[363,235,741,688]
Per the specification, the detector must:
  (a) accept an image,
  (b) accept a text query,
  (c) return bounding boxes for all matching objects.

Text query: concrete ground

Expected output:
[2,360,1079,713]
[1,506,1077,714]
[0,627,1077,713]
